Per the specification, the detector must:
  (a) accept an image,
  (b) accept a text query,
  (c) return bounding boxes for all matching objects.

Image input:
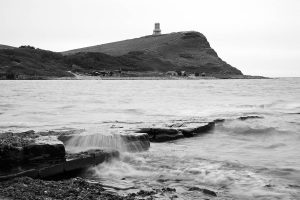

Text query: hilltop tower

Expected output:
[153,23,161,35]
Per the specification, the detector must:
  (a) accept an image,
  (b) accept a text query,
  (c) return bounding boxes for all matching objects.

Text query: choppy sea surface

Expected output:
[0,78,299,199]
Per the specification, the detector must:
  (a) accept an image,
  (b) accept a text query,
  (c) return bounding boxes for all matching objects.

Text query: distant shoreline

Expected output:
[0,71,269,80]
[0,75,269,80]
[53,74,269,80]
[54,76,217,80]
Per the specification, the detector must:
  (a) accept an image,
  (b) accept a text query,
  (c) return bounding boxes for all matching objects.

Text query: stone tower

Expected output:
[153,23,161,35]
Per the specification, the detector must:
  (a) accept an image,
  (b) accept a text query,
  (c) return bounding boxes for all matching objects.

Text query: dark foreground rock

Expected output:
[0,149,119,181]
[0,177,136,200]
[0,131,65,170]
[0,130,119,181]
[0,177,181,200]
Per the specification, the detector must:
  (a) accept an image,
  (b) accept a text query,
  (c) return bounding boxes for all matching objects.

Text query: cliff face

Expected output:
[64,31,243,76]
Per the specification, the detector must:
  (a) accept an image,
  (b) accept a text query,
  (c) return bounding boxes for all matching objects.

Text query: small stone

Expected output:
[202,189,217,197]
[162,187,176,192]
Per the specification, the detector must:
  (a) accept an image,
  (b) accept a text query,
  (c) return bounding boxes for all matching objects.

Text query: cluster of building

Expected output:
[89,69,122,77]
[165,71,206,77]
[0,72,26,80]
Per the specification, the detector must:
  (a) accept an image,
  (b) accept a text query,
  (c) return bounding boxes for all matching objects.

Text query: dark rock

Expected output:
[136,121,215,142]
[0,149,119,180]
[64,156,95,172]
[288,184,300,188]
[0,169,38,181]
[137,190,156,196]
[39,163,64,178]
[179,122,215,137]
[213,118,225,123]
[188,186,202,191]
[162,187,176,192]
[0,177,136,200]
[0,135,65,169]
[202,188,217,197]
[238,116,263,121]
[188,187,217,197]
[24,143,65,162]
[137,128,184,142]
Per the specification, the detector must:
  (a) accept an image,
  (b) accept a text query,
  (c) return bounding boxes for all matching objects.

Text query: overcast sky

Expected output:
[0,0,299,77]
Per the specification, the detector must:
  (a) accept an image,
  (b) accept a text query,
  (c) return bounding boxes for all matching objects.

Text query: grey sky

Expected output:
[0,0,299,77]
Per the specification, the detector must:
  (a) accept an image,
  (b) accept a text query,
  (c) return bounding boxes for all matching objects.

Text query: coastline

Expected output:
[52,74,268,80]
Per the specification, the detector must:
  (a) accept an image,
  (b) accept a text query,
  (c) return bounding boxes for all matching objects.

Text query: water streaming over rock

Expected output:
[65,130,149,153]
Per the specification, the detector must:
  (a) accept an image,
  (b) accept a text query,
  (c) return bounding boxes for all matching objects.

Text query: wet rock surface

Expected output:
[0,149,119,181]
[0,130,120,181]
[136,128,184,142]
[136,121,216,142]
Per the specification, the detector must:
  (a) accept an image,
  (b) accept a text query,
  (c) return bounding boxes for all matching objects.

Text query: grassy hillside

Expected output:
[0,47,152,79]
[0,46,72,79]
[64,31,243,76]
[0,31,245,79]
[0,44,15,50]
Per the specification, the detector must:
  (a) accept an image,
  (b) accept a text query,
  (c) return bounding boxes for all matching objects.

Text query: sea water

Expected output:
[0,78,299,199]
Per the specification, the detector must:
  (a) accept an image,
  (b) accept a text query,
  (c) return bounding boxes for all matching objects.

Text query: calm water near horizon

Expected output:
[0,78,299,199]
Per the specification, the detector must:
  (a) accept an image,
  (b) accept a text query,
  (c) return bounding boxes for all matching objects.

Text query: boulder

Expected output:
[24,136,65,164]
[0,133,65,170]
[0,149,119,181]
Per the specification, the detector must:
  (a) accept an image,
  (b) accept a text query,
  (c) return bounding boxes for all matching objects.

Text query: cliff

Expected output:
[64,31,243,76]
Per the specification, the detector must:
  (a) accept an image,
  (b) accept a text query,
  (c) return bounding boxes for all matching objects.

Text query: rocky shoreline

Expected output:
[0,115,261,199]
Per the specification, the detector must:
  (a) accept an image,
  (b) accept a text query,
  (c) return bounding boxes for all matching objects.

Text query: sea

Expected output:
[0,78,299,199]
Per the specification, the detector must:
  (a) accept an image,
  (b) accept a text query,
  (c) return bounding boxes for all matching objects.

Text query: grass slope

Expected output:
[64,31,243,75]
[0,47,72,78]
[0,32,244,78]
[0,45,15,50]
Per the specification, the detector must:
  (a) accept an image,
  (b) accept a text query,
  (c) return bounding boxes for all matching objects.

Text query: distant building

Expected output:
[166,71,178,76]
[153,23,161,35]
